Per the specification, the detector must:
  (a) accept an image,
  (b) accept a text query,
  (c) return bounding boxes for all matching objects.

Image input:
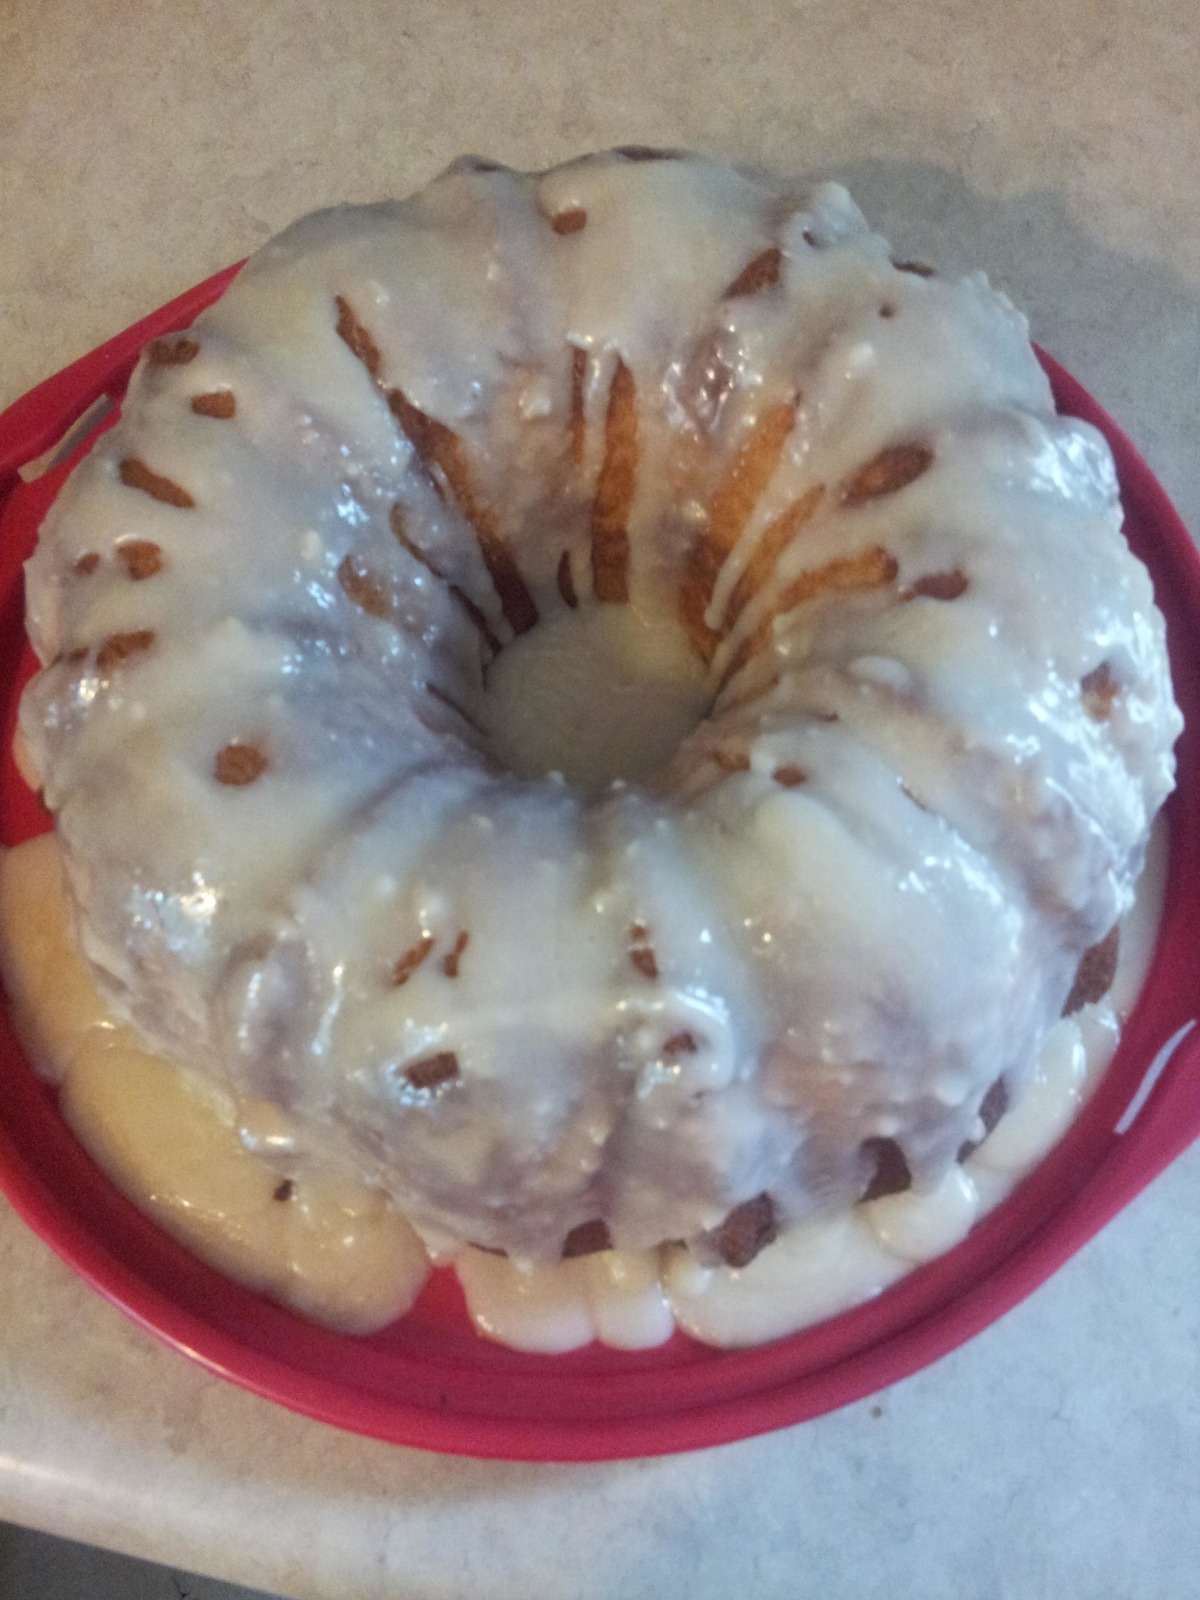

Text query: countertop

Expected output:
[1,3,1198,1596]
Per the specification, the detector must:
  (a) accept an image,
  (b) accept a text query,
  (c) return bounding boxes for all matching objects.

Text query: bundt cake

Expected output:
[14,150,1181,1330]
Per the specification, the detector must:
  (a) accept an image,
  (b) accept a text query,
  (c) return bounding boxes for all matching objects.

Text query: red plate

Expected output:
[0,271,1197,1462]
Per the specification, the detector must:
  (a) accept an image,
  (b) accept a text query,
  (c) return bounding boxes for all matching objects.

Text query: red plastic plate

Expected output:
[0,271,1197,1461]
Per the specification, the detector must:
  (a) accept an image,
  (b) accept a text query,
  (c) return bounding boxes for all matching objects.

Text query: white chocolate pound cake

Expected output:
[16,150,1181,1307]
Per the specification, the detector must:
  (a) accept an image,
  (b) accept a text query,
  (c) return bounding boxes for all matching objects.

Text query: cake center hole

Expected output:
[482,604,709,791]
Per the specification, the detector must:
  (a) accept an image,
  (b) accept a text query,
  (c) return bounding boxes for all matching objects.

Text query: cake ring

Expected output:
[13,150,1180,1340]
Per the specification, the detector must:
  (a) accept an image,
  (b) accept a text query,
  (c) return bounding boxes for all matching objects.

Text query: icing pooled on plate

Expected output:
[0,822,1164,1346]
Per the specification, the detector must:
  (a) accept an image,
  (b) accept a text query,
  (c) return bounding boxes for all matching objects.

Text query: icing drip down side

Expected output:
[0,824,1165,1347]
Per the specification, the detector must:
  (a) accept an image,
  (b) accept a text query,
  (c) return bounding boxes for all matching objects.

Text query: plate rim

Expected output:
[0,278,1197,1461]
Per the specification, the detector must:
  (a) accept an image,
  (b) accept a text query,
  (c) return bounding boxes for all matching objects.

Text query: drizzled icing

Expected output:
[0,836,430,1334]
[19,151,1180,1270]
[0,822,1164,1346]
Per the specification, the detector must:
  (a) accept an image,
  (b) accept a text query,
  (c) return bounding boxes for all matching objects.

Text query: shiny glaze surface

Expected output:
[19,152,1181,1265]
[0,824,1164,1347]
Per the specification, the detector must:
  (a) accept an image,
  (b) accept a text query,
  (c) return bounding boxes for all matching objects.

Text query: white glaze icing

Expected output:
[454,1245,676,1354]
[665,1212,908,1349]
[18,152,1181,1272]
[0,836,430,1335]
[0,821,1164,1350]
[863,1165,979,1265]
